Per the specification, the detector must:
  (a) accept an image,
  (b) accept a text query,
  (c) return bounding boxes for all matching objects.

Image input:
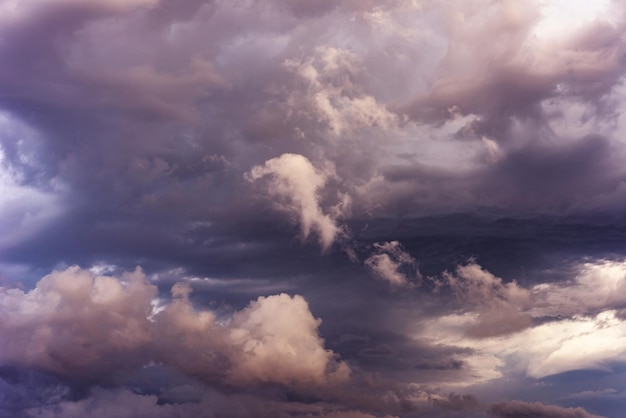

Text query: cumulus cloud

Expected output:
[0,266,349,388]
[365,241,420,288]
[0,266,155,381]
[3,0,626,416]
[246,153,347,251]
[489,400,604,418]
[157,283,350,386]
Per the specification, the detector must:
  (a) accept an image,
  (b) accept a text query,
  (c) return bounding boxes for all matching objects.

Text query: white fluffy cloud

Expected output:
[0,266,155,379]
[228,293,350,385]
[156,283,350,386]
[246,153,347,251]
[0,266,349,387]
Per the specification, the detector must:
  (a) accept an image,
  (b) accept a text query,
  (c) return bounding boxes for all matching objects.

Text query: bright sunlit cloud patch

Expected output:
[417,259,626,386]
[421,309,626,386]
[534,0,616,41]
[0,114,65,251]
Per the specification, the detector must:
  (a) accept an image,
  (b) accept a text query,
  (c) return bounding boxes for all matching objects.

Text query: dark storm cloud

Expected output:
[3,0,626,417]
[2,0,626,261]
[476,134,625,211]
[489,400,604,418]
[0,366,75,417]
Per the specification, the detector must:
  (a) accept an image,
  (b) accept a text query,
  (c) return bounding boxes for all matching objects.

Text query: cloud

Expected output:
[229,292,351,385]
[0,266,155,381]
[246,153,347,251]
[17,385,394,418]
[284,45,398,137]
[19,386,280,418]
[424,307,626,383]
[0,266,349,388]
[421,260,626,384]
[489,400,604,418]
[429,393,481,412]
[532,259,626,317]
[157,283,350,386]
[3,0,626,416]
[440,262,532,337]
[400,0,626,134]
[562,388,626,401]
[0,366,73,416]
[365,241,420,287]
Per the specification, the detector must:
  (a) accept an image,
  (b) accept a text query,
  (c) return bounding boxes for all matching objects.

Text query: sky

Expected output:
[2,0,626,417]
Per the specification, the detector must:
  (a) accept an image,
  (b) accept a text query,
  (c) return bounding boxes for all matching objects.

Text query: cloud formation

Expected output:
[440,262,532,337]
[489,400,604,418]
[2,0,626,416]
[532,259,626,317]
[0,266,348,387]
[421,260,626,387]
[365,241,420,288]
[246,153,347,251]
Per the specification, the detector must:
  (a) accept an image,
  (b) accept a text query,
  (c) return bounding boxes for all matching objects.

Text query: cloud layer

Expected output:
[0,267,348,387]
[2,0,626,416]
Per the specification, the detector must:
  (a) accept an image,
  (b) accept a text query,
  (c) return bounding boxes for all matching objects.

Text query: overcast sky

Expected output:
[2,0,626,417]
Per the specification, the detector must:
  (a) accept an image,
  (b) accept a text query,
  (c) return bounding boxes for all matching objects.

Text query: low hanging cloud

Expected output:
[0,266,349,388]
[16,386,390,418]
[365,241,420,288]
[489,400,604,418]
[3,0,626,416]
[246,153,348,251]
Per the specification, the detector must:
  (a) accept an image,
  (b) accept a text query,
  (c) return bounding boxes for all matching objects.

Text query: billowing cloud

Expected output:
[246,153,347,251]
[0,266,155,381]
[16,385,393,418]
[489,400,604,418]
[2,0,626,416]
[0,266,348,387]
[156,283,350,386]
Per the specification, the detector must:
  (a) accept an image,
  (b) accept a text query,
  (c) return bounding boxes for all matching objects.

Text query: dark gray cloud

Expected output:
[3,0,626,417]
[489,400,604,418]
